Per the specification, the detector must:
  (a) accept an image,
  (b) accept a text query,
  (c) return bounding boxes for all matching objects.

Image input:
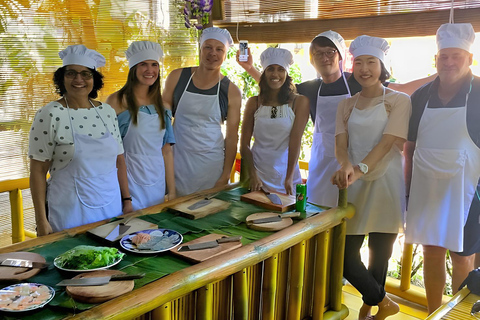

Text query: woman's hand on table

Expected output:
[166,191,177,201]
[248,172,263,192]
[284,176,294,195]
[122,201,133,214]
[36,221,53,236]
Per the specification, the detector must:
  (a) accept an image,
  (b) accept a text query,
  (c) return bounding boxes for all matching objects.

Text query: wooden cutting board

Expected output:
[245,212,294,231]
[240,191,296,212]
[170,234,242,263]
[87,218,158,242]
[66,270,134,304]
[169,198,231,219]
[0,252,46,281]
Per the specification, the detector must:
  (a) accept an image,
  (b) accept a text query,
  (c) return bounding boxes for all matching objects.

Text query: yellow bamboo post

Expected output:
[262,255,278,320]
[312,232,329,320]
[197,284,213,320]
[233,269,248,320]
[9,188,25,243]
[151,302,171,320]
[400,243,413,291]
[330,189,348,311]
[275,251,289,319]
[287,240,306,320]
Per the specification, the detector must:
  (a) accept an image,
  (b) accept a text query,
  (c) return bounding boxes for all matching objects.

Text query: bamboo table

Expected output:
[0,185,355,320]
[426,287,480,320]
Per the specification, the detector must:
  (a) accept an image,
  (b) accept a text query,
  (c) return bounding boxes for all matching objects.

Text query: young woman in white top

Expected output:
[331,36,412,320]
[240,47,309,195]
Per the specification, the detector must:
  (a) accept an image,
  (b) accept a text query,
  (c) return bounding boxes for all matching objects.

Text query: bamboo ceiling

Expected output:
[212,0,480,43]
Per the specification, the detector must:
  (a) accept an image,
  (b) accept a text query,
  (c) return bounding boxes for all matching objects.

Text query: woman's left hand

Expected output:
[284,177,294,195]
[331,163,355,189]
[122,201,133,214]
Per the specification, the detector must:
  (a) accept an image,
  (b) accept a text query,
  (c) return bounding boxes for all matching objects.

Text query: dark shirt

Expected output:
[408,71,480,148]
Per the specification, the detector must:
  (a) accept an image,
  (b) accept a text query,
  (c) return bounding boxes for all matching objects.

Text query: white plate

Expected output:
[53,247,123,272]
[120,229,183,254]
[0,283,55,312]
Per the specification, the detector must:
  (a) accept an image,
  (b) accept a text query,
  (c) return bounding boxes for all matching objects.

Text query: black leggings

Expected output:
[343,233,397,306]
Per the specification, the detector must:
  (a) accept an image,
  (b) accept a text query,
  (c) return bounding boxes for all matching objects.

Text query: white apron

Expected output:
[307,74,351,207]
[251,105,302,193]
[123,110,166,211]
[173,74,224,197]
[47,101,121,232]
[406,78,480,252]
[346,90,405,235]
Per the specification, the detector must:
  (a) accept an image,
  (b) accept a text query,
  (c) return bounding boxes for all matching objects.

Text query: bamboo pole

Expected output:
[151,302,171,320]
[10,189,25,243]
[312,232,328,320]
[262,255,278,320]
[65,204,355,319]
[287,241,306,320]
[400,243,413,291]
[233,269,248,320]
[197,284,213,320]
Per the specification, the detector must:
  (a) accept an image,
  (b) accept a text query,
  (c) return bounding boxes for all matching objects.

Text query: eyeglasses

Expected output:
[312,49,338,59]
[65,70,94,80]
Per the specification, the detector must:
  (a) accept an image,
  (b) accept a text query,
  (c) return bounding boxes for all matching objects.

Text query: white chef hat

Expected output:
[260,47,294,73]
[125,41,163,68]
[349,35,390,63]
[59,45,105,70]
[200,27,234,49]
[312,30,347,60]
[436,23,475,53]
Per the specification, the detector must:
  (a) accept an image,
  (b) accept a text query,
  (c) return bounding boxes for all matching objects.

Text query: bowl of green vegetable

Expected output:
[53,245,124,272]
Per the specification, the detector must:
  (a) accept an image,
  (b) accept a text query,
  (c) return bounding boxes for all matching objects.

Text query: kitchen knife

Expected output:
[177,235,242,251]
[0,258,49,269]
[248,212,301,224]
[260,188,283,205]
[187,192,220,211]
[105,216,134,241]
[56,273,145,286]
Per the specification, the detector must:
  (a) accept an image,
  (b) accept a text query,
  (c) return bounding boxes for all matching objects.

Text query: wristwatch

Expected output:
[357,162,369,174]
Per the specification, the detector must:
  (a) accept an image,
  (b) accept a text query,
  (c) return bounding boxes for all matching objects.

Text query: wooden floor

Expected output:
[342,284,429,320]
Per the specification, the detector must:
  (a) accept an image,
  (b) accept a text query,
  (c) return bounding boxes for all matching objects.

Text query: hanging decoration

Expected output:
[183,0,213,30]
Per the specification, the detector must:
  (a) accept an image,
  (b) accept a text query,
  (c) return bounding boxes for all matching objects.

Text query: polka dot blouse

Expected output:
[28,101,124,173]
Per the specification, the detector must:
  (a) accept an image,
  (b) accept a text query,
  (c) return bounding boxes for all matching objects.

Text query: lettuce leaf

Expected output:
[55,245,124,270]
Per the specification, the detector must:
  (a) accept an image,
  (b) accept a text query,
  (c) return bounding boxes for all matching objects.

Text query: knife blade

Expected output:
[187,192,220,211]
[0,258,49,269]
[56,273,145,286]
[260,188,283,205]
[105,216,134,241]
[177,235,242,251]
[248,212,301,224]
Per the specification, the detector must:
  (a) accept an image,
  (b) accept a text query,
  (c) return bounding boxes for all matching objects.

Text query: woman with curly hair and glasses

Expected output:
[29,45,126,235]
[240,47,309,195]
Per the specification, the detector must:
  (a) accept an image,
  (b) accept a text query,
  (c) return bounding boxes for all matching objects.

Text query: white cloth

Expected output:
[200,27,233,48]
[173,74,224,197]
[436,23,475,53]
[126,41,163,68]
[123,111,166,211]
[260,47,294,72]
[251,104,301,193]
[313,30,347,60]
[346,89,405,235]
[307,73,351,207]
[28,101,123,173]
[406,79,480,251]
[59,45,105,69]
[47,101,121,232]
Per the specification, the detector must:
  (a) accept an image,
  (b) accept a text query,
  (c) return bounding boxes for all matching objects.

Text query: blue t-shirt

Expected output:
[117,105,175,146]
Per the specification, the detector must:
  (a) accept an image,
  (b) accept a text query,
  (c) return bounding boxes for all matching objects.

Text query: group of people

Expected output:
[28,20,479,319]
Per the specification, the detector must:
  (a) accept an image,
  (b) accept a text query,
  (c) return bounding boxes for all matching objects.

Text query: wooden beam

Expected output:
[216,8,480,43]
[211,0,225,21]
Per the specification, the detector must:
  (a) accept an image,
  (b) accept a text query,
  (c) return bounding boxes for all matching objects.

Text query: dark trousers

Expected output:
[343,233,398,306]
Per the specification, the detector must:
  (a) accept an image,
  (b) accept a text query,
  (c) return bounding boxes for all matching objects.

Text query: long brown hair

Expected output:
[117,64,165,128]
[258,72,296,105]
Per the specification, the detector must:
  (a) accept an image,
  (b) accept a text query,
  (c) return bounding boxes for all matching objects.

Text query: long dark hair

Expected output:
[53,66,104,99]
[117,64,165,128]
[258,72,296,105]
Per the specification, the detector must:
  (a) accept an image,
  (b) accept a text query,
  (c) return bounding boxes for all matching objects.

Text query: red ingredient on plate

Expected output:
[131,233,151,245]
